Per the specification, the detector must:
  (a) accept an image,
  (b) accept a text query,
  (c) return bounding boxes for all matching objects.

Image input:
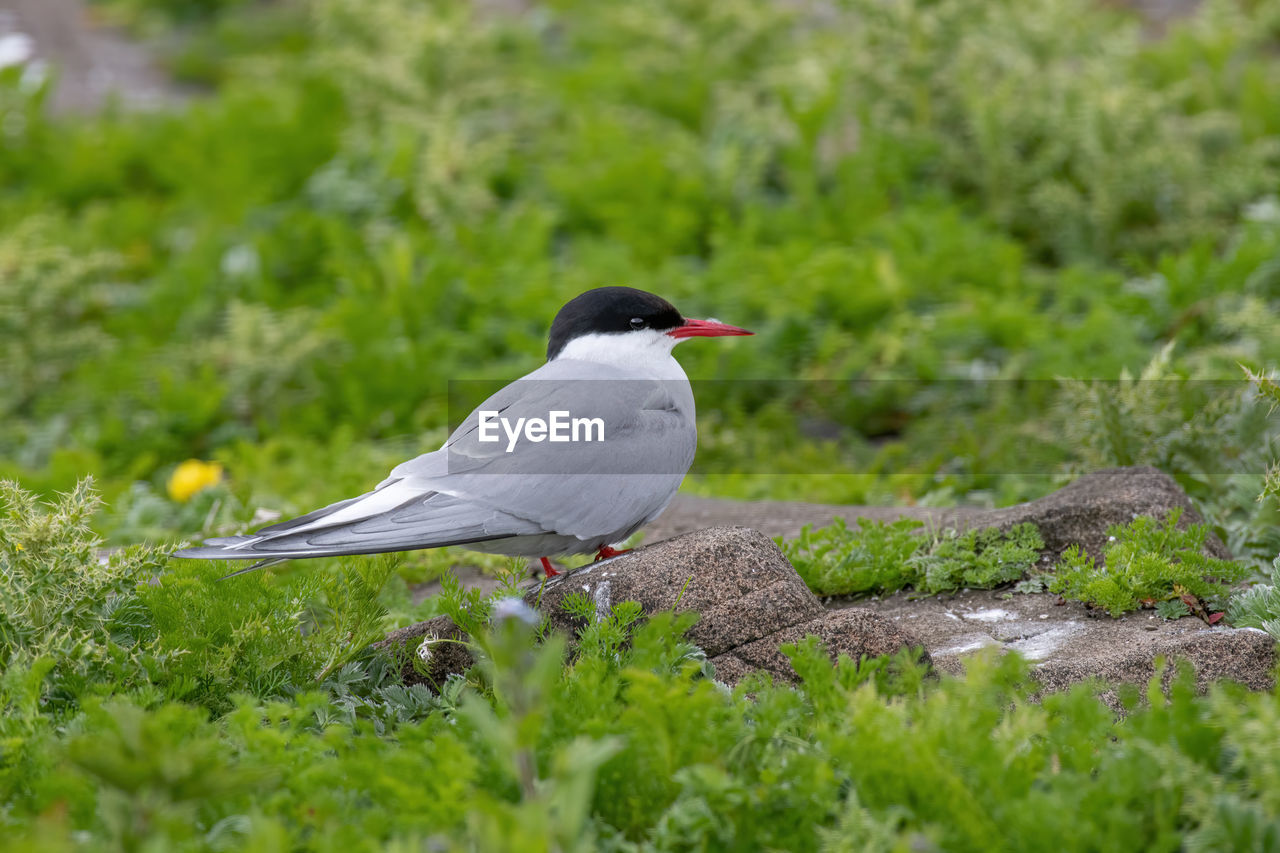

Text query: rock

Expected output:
[1034,625,1276,697]
[644,466,1229,562]
[379,615,472,689]
[980,466,1232,561]
[380,467,1267,696]
[709,608,929,687]
[532,527,823,658]
[378,527,930,687]
[862,586,1276,707]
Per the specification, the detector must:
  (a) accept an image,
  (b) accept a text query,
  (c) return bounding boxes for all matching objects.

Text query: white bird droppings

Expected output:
[592,580,613,623]
[937,635,1000,656]
[963,608,1015,623]
[1008,623,1084,662]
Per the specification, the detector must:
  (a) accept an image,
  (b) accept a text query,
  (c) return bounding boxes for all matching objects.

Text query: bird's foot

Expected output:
[540,557,559,577]
[594,545,632,562]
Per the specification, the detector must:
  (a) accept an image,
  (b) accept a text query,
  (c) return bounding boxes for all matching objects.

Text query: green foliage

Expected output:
[1228,556,1280,640]
[1013,574,1051,595]
[140,556,397,711]
[1245,366,1280,530]
[6,0,1280,528]
[1049,510,1247,617]
[782,517,1043,597]
[7,481,1280,848]
[834,0,1280,264]
[1059,349,1280,569]
[1248,366,1280,412]
[433,560,529,639]
[0,478,413,720]
[0,222,122,443]
[780,518,925,596]
[0,480,168,706]
[1156,598,1192,621]
[65,701,270,851]
[911,524,1046,593]
[107,480,248,545]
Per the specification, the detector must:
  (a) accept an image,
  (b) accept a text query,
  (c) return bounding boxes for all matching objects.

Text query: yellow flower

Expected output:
[167,459,224,502]
[14,542,23,551]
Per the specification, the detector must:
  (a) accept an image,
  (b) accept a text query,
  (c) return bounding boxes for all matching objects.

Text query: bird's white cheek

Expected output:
[554,330,678,366]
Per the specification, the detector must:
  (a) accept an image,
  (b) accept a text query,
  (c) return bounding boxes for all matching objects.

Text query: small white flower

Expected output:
[492,597,539,627]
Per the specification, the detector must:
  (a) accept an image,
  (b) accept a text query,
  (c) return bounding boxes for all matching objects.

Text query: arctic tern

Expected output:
[175,286,752,577]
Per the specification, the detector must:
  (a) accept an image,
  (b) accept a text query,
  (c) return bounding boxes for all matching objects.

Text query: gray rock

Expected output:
[532,526,824,658]
[709,608,929,687]
[379,615,472,690]
[381,467,1269,695]
[380,527,929,687]
[644,466,1229,562]
[863,585,1275,707]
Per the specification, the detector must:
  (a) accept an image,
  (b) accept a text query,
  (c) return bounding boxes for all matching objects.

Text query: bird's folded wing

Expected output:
[173,485,547,560]
[384,362,697,538]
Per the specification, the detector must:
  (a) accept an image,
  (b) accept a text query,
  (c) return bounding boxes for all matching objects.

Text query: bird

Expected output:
[174,286,752,578]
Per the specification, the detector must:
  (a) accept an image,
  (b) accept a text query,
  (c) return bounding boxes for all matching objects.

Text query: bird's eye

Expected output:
[629,317,645,330]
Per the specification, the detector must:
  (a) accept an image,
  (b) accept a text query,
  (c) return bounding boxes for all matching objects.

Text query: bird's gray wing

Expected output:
[173,484,548,562]
[386,359,697,538]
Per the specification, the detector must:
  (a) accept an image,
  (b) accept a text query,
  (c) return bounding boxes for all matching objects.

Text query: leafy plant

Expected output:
[1227,555,1280,640]
[1156,598,1191,621]
[781,517,925,596]
[835,0,1280,263]
[909,523,1046,593]
[1049,509,1246,617]
[1013,574,1051,594]
[782,517,1043,597]
[0,222,122,471]
[7,0,1280,526]
[1058,350,1280,570]
[10,0,1280,847]
[0,479,167,708]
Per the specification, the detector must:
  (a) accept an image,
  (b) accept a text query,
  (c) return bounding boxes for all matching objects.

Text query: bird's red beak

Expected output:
[666,318,754,339]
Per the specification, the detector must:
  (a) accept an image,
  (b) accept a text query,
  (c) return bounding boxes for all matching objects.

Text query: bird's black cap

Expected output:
[547,287,684,360]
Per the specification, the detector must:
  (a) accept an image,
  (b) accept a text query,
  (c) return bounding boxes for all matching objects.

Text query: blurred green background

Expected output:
[2,0,1279,567]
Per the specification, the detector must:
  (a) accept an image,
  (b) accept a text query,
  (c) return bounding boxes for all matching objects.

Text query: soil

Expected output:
[1,0,183,113]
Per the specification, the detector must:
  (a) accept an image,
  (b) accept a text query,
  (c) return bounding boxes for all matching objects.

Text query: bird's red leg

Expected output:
[540,557,559,577]
[594,545,632,562]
